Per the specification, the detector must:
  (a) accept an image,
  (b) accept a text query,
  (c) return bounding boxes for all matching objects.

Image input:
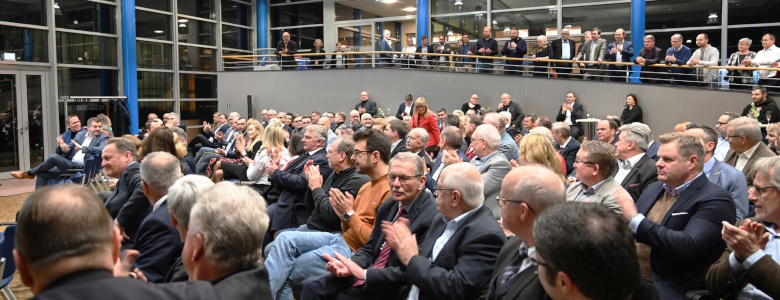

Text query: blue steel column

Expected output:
[257,0,268,48]
[121,0,139,134]
[416,0,428,45]
[630,0,645,83]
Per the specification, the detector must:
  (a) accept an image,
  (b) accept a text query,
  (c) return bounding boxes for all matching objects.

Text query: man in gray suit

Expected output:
[724,117,776,186]
[566,141,624,216]
[470,124,512,219]
[483,112,519,162]
[573,27,607,81]
[687,125,749,220]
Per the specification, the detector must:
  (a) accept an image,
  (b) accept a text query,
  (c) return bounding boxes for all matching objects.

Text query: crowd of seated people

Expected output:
[13,84,780,300]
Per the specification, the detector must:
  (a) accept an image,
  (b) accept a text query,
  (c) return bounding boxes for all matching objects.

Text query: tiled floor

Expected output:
[0,178,35,197]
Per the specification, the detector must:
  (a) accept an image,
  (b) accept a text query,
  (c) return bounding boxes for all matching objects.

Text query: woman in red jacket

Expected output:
[412,97,441,155]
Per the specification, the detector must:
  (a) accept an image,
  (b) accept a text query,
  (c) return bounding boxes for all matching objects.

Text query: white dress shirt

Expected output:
[753,45,780,78]
[71,135,94,166]
[614,153,645,184]
[735,142,761,172]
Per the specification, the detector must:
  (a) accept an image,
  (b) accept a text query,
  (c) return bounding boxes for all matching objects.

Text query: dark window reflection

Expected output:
[178,46,215,71]
[138,72,173,99]
[136,0,171,12]
[57,67,119,98]
[222,0,250,25]
[0,25,49,63]
[178,0,215,19]
[271,3,323,27]
[56,32,117,66]
[222,25,250,50]
[0,0,46,26]
[137,41,173,69]
[136,10,171,41]
[180,101,217,122]
[177,18,215,46]
[55,0,116,34]
[179,74,216,98]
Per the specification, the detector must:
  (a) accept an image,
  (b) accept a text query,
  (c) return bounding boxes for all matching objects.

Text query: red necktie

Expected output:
[466,145,475,160]
[353,206,405,286]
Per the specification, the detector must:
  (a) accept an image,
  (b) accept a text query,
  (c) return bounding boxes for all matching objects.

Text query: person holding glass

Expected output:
[740,86,780,128]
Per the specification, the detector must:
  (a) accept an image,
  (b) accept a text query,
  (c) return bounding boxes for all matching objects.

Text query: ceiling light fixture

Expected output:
[402,7,416,12]
[179,23,187,27]
[53,2,60,8]
[178,19,189,23]
[154,30,164,33]
[447,30,454,36]
[454,0,463,5]
[382,0,397,3]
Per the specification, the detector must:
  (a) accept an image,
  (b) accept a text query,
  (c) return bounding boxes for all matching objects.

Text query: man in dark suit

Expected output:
[379,29,395,67]
[501,28,528,75]
[458,33,478,73]
[497,93,525,132]
[433,33,452,71]
[634,35,665,84]
[168,112,187,131]
[724,117,776,186]
[355,91,378,117]
[426,127,470,191]
[549,28,576,79]
[385,163,506,300]
[395,94,414,119]
[386,119,409,158]
[182,182,273,300]
[614,123,658,202]
[555,92,583,139]
[552,122,580,176]
[267,125,333,233]
[407,128,433,171]
[613,133,736,299]
[301,152,438,300]
[132,152,184,283]
[416,35,435,69]
[13,117,107,188]
[484,165,566,300]
[606,28,635,82]
[102,138,151,249]
[276,31,298,70]
[14,185,219,300]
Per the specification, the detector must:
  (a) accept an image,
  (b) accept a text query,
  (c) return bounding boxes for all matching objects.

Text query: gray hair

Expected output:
[334,136,356,161]
[618,123,651,152]
[755,156,780,190]
[139,151,181,194]
[671,33,683,41]
[106,137,138,161]
[167,175,214,233]
[168,112,180,121]
[483,112,507,134]
[644,35,655,41]
[498,111,512,125]
[475,124,501,150]
[170,126,187,141]
[410,128,429,145]
[552,122,571,138]
[390,152,425,176]
[306,124,329,143]
[441,163,484,207]
[537,35,547,42]
[728,117,763,142]
[506,165,566,214]
[190,182,269,269]
[738,38,752,46]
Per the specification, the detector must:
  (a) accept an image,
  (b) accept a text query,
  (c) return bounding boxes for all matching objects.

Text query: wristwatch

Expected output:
[343,211,354,221]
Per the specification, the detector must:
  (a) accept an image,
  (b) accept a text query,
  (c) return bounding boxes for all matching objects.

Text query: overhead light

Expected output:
[707,12,718,24]
[381,0,397,3]
[73,20,79,24]
[492,20,497,25]
[53,2,60,8]
[154,30,164,33]
[178,19,189,23]
[549,8,557,16]
[179,23,187,27]
[447,30,454,36]
[454,0,463,5]
[402,7,417,12]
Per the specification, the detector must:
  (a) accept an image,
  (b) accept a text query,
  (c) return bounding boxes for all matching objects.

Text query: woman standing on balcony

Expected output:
[412,97,441,156]
[532,35,551,77]
[311,39,327,69]
[726,38,757,88]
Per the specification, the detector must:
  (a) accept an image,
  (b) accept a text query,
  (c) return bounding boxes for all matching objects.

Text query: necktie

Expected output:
[353,206,405,286]
[466,145,475,160]
[496,249,529,286]
[558,146,564,154]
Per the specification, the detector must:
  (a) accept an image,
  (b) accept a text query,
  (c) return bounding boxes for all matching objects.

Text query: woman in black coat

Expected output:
[310,39,327,69]
[620,93,643,124]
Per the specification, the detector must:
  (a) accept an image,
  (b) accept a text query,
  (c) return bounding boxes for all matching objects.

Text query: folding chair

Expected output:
[0,223,16,300]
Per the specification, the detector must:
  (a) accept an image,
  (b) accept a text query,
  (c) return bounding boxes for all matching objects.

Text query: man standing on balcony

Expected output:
[434,33,452,71]
[416,36,434,70]
[634,35,664,84]
[688,33,721,86]
[550,27,576,79]
[573,27,607,81]
[379,29,396,68]
[606,28,634,82]
[744,33,780,92]
[477,26,498,74]
[276,32,298,70]
[460,33,477,73]
[501,28,528,76]
[665,33,694,85]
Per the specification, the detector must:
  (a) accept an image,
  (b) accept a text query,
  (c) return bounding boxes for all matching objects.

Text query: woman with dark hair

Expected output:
[620,93,643,124]
[411,97,441,155]
[287,132,306,157]
[139,127,177,160]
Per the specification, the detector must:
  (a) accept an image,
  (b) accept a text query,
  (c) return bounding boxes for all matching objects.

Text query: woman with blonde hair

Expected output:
[207,120,264,181]
[311,39,327,69]
[246,124,291,194]
[412,97,441,154]
[517,134,566,178]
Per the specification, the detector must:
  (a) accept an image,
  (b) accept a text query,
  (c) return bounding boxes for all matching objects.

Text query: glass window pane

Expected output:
[136,10,172,41]
[0,25,49,63]
[177,18,216,46]
[494,0,556,10]
[646,0,721,30]
[55,0,117,34]
[335,2,379,21]
[56,32,118,66]
[271,27,324,50]
[729,1,780,25]
[178,0,215,19]
[431,15,488,42]
[180,74,217,98]
[0,0,46,26]
[222,0,250,26]
[138,72,173,98]
[431,0,487,15]
[222,25,251,50]
[57,67,119,97]
[180,101,218,124]
[137,41,173,69]
[491,10,556,39]
[137,0,171,12]
[726,26,780,56]
[138,101,174,126]
[562,3,630,34]
[271,3,323,27]
[178,46,215,71]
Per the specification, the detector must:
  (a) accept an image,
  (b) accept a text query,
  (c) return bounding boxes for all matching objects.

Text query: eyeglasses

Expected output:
[716,121,728,126]
[352,149,370,157]
[529,255,549,268]
[574,159,597,166]
[496,197,535,214]
[433,187,456,197]
[749,185,777,197]
[388,174,422,184]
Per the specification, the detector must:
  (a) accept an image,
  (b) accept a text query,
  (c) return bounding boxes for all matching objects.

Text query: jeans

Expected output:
[29,154,80,188]
[265,227,354,300]
[477,62,494,74]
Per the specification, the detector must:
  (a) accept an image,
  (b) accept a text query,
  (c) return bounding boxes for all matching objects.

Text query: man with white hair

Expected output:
[407,128,433,171]
[383,163,506,299]
[614,123,658,202]
[318,116,337,150]
[356,113,374,133]
[724,117,776,186]
[551,122,580,176]
[483,112,519,162]
[498,111,517,137]
[470,124,512,219]
[163,175,214,282]
[379,29,396,67]
[496,93,525,131]
[182,182,272,299]
[168,112,186,131]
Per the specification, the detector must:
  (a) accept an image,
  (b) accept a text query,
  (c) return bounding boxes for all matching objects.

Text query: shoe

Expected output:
[11,171,34,179]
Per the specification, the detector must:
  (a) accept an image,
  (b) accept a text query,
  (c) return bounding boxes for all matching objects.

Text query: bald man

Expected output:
[275,31,298,69]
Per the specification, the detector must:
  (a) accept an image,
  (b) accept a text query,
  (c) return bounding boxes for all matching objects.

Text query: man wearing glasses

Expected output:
[482,165,565,300]
[714,112,740,161]
[469,124,512,219]
[565,141,624,216]
[384,162,506,300]
[724,117,775,186]
[302,152,438,300]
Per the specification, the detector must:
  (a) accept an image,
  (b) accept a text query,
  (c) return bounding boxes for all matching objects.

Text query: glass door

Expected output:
[0,70,47,179]
[336,23,375,68]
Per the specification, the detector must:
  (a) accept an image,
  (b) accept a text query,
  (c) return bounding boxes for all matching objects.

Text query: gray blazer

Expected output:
[707,158,749,221]
[724,142,776,186]
[566,177,624,216]
[576,38,607,65]
[471,152,512,219]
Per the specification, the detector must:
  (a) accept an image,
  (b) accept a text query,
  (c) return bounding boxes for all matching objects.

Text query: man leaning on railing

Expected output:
[275,32,298,70]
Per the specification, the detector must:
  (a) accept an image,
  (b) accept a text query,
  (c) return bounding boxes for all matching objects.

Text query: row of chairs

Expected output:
[53,154,109,193]
[0,223,18,300]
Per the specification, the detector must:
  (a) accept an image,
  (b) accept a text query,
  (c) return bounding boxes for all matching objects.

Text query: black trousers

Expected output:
[301,274,395,300]
[555,63,573,79]
[608,65,631,82]
[187,134,219,155]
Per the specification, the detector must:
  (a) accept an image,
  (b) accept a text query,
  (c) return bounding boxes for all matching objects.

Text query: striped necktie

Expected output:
[353,206,405,286]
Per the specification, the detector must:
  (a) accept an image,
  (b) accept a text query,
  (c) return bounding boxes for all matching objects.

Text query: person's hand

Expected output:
[742,57,752,66]
[509,159,521,168]
[514,134,522,145]
[113,249,139,278]
[497,102,504,110]
[329,189,355,219]
[331,252,366,280]
[133,268,148,283]
[72,140,82,151]
[383,218,417,266]
[56,135,65,146]
[597,59,603,64]
[358,106,366,114]
[485,48,492,54]
[441,149,462,165]
[497,219,513,237]
[668,55,677,63]
[479,48,485,54]
[241,156,253,166]
[689,57,699,65]
[773,62,779,68]
[305,162,323,190]
[566,176,577,185]
[635,57,646,64]
[323,253,352,278]
[215,148,226,156]
[532,54,537,60]
[722,220,767,262]
[579,63,585,68]
[114,219,130,241]
[215,131,225,141]
[467,50,473,55]
[108,178,118,189]
[562,103,571,111]
[613,188,638,222]
[610,47,618,55]
[572,58,578,64]
[510,42,517,49]
[266,160,279,175]
[202,121,211,132]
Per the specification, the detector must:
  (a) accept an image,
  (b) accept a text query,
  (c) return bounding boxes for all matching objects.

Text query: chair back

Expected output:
[81,155,101,185]
[1,225,16,280]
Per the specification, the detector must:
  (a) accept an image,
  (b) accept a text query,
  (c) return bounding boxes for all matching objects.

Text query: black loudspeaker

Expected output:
[247,95,253,119]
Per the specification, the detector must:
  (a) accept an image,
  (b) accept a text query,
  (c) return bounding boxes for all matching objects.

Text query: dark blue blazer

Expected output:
[104,162,150,244]
[56,130,108,160]
[646,141,660,161]
[61,128,86,145]
[606,40,635,62]
[379,38,394,65]
[268,148,332,231]
[133,200,182,283]
[396,102,414,119]
[634,175,735,299]
[404,205,506,300]
[425,150,470,191]
[560,138,581,176]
